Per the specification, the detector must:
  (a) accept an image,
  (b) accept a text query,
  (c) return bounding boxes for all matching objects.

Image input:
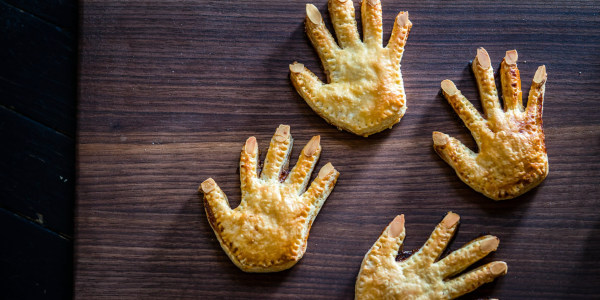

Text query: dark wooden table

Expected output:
[77,0,600,298]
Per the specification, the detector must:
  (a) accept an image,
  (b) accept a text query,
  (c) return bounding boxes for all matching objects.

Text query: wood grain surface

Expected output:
[76,0,600,298]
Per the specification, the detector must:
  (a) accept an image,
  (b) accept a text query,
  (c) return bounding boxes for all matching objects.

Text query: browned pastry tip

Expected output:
[504,49,518,65]
[306,4,322,24]
[289,62,305,73]
[303,135,321,156]
[479,236,500,253]
[490,261,508,275]
[366,0,379,6]
[441,212,460,228]
[441,79,458,96]
[476,47,491,68]
[245,137,257,155]
[432,131,449,146]
[389,214,405,238]
[533,65,547,84]
[274,124,291,142]
[397,11,410,27]
[318,162,335,178]
[200,178,216,193]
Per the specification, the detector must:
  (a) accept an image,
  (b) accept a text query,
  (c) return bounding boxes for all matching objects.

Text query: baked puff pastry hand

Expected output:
[290,0,412,137]
[434,48,549,200]
[355,212,507,299]
[200,125,339,272]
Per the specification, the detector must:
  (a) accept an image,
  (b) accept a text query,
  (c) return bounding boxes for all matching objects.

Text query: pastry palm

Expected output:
[355,212,507,299]
[290,0,412,137]
[434,48,549,200]
[200,125,339,272]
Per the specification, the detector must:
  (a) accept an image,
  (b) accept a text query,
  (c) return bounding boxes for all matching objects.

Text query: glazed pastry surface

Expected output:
[290,0,412,137]
[200,125,339,272]
[434,48,549,200]
[355,212,507,299]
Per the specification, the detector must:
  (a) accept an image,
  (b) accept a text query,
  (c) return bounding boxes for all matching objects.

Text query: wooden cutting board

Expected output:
[76,0,600,298]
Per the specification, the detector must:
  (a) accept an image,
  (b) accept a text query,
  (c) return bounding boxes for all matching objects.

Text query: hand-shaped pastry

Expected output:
[290,0,412,137]
[433,48,549,200]
[355,212,507,299]
[199,125,339,272]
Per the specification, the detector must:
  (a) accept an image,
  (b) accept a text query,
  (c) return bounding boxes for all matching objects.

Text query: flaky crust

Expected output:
[290,0,412,137]
[200,125,339,272]
[434,48,549,200]
[355,212,507,299]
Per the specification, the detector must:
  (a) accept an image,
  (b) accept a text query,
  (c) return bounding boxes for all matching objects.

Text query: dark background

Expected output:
[2,0,600,299]
[0,0,76,298]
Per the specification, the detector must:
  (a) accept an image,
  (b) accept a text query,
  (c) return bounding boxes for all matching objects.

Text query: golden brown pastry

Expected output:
[290,0,412,137]
[434,48,549,200]
[355,212,507,299]
[199,125,339,272]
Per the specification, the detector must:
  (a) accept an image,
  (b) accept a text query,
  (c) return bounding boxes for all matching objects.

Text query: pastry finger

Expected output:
[240,136,259,194]
[285,135,321,194]
[500,49,523,112]
[361,0,383,46]
[306,3,340,74]
[435,235,499,278]
[410,212,460,266]
[440,79,489,142]
[302,162,339,214]
[444,261,508,299]
[370,215,406,259]
[200,178,233,223]
[261,125,293,181]
[387,12,411,65]
[526,65,547,125]
[328,0,360,48]
[472,47,502,122]
[290,62,325,101]
[432,132,481,185]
